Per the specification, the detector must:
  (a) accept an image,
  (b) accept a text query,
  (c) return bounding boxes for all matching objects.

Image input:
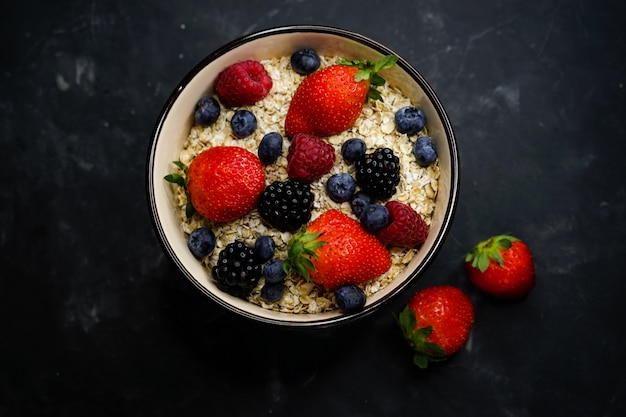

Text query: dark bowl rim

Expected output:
[146,24,460,329]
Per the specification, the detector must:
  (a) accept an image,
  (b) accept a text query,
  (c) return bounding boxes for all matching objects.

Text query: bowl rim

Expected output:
[146,24,460,328]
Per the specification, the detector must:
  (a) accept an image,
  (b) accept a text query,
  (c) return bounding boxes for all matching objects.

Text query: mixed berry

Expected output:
[165,47,439,314]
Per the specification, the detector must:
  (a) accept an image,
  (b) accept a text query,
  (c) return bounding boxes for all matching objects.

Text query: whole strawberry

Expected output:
[285,55,397,138]
[215,60,273,108]
[377,201,429,248]
[186,146,265,222]
[397,285,475,369]
[285,209,391,290]
[464,234,536,300]
[286,133,336,182]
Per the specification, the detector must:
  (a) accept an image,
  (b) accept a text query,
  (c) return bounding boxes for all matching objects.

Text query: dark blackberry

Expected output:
[257,180,314,231]
[211,241,262,297]
[355,147,401,200]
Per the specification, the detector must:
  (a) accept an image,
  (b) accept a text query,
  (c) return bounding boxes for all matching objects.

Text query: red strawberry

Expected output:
[285,209,391,290]
[398,285,475,369]
[186,146,265,222]
[286,133,336,182]
[376,201,429,248]
[464,234,536,299]
[285,55,397,138]
[215,60,273,108]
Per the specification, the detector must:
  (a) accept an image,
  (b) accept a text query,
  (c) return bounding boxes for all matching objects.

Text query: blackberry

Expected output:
[355,148,401,200]
[212,241,262,297]
[257,180,314,231]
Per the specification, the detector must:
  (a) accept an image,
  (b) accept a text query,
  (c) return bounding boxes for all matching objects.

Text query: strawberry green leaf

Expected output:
[337,57,356,66]
[172,160,188,173]
[289,241,305,258]
[284,230,326,281]
[338,55,397,103]
[396,307,448,369]
[367,89,384,102]
[164,174,185,187]
[466,234,520,272]
[374,55,398,72]
[299,231,323,243]
[423,341,447,358]
[476,252,491,272]
[185,202,195,218]
[164,161,194,218]
[354,70,371,82]
[397,307,416,335]
[413,353,429,369]
[497,238,513,250]
[369,73,386,87]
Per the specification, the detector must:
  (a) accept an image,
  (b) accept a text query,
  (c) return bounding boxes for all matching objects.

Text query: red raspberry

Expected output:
[377,201,429,248]
[287,133,336,182]
[215,60,273,108]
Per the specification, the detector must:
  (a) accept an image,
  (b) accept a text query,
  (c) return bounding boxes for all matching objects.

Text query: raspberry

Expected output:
[215,60,273,108]
[376,201,429,248]
[287,133,336,182]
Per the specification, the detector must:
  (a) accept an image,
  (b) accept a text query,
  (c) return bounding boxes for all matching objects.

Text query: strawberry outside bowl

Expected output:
[146,25,459,328]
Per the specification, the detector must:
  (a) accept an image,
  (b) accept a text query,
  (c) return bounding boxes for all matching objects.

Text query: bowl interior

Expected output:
[147,26,458,327]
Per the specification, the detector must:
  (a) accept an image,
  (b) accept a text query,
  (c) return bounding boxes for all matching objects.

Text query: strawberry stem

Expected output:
[337,55,398,102]
[465,234,519,272]
[396,307,447,369]
[164,160,195,218]
[283,228,327,281]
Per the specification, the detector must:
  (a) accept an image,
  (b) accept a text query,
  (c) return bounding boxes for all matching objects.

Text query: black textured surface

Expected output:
[3,0,626,415]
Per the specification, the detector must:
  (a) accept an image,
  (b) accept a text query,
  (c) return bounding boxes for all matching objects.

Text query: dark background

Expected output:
[3,0,625,416]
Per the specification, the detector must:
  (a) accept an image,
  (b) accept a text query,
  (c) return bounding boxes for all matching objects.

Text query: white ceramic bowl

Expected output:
[147,25,459,328]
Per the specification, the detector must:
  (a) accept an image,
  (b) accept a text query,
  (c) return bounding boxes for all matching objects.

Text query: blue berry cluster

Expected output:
[393,105,437,167]
[254,236,287,303]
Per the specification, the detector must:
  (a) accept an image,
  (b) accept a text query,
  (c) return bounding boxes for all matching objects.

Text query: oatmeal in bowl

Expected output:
[147,25,459,327]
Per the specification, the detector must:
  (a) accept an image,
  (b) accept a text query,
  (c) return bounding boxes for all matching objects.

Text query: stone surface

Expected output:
[2,0,626,416]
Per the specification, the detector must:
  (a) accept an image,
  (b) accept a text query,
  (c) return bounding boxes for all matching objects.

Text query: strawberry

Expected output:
[376,201,429,248]
[285,55,398,138]
[215,60,273,108]
[185,146,265,222]
[286,133,336,182]
[464,234,536,300]
[397,285,475,369]
[285,209,391,290]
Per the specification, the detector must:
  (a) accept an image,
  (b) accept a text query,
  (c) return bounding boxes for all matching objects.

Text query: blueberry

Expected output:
[360,203,390,234]
[335,285,367,313]
[230,109,257,138]
[261,282,285,303]
[326,173,357,203]
[394,106,426,135]
[413,136,437,167]
[258,132,283,164]
[187,227,216,258]
[350,191,374,218]
[194,96,220,127]
[290,48,321,75]
[341,138,367,164]
[255,235,276,262]
[263,259,287,284]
